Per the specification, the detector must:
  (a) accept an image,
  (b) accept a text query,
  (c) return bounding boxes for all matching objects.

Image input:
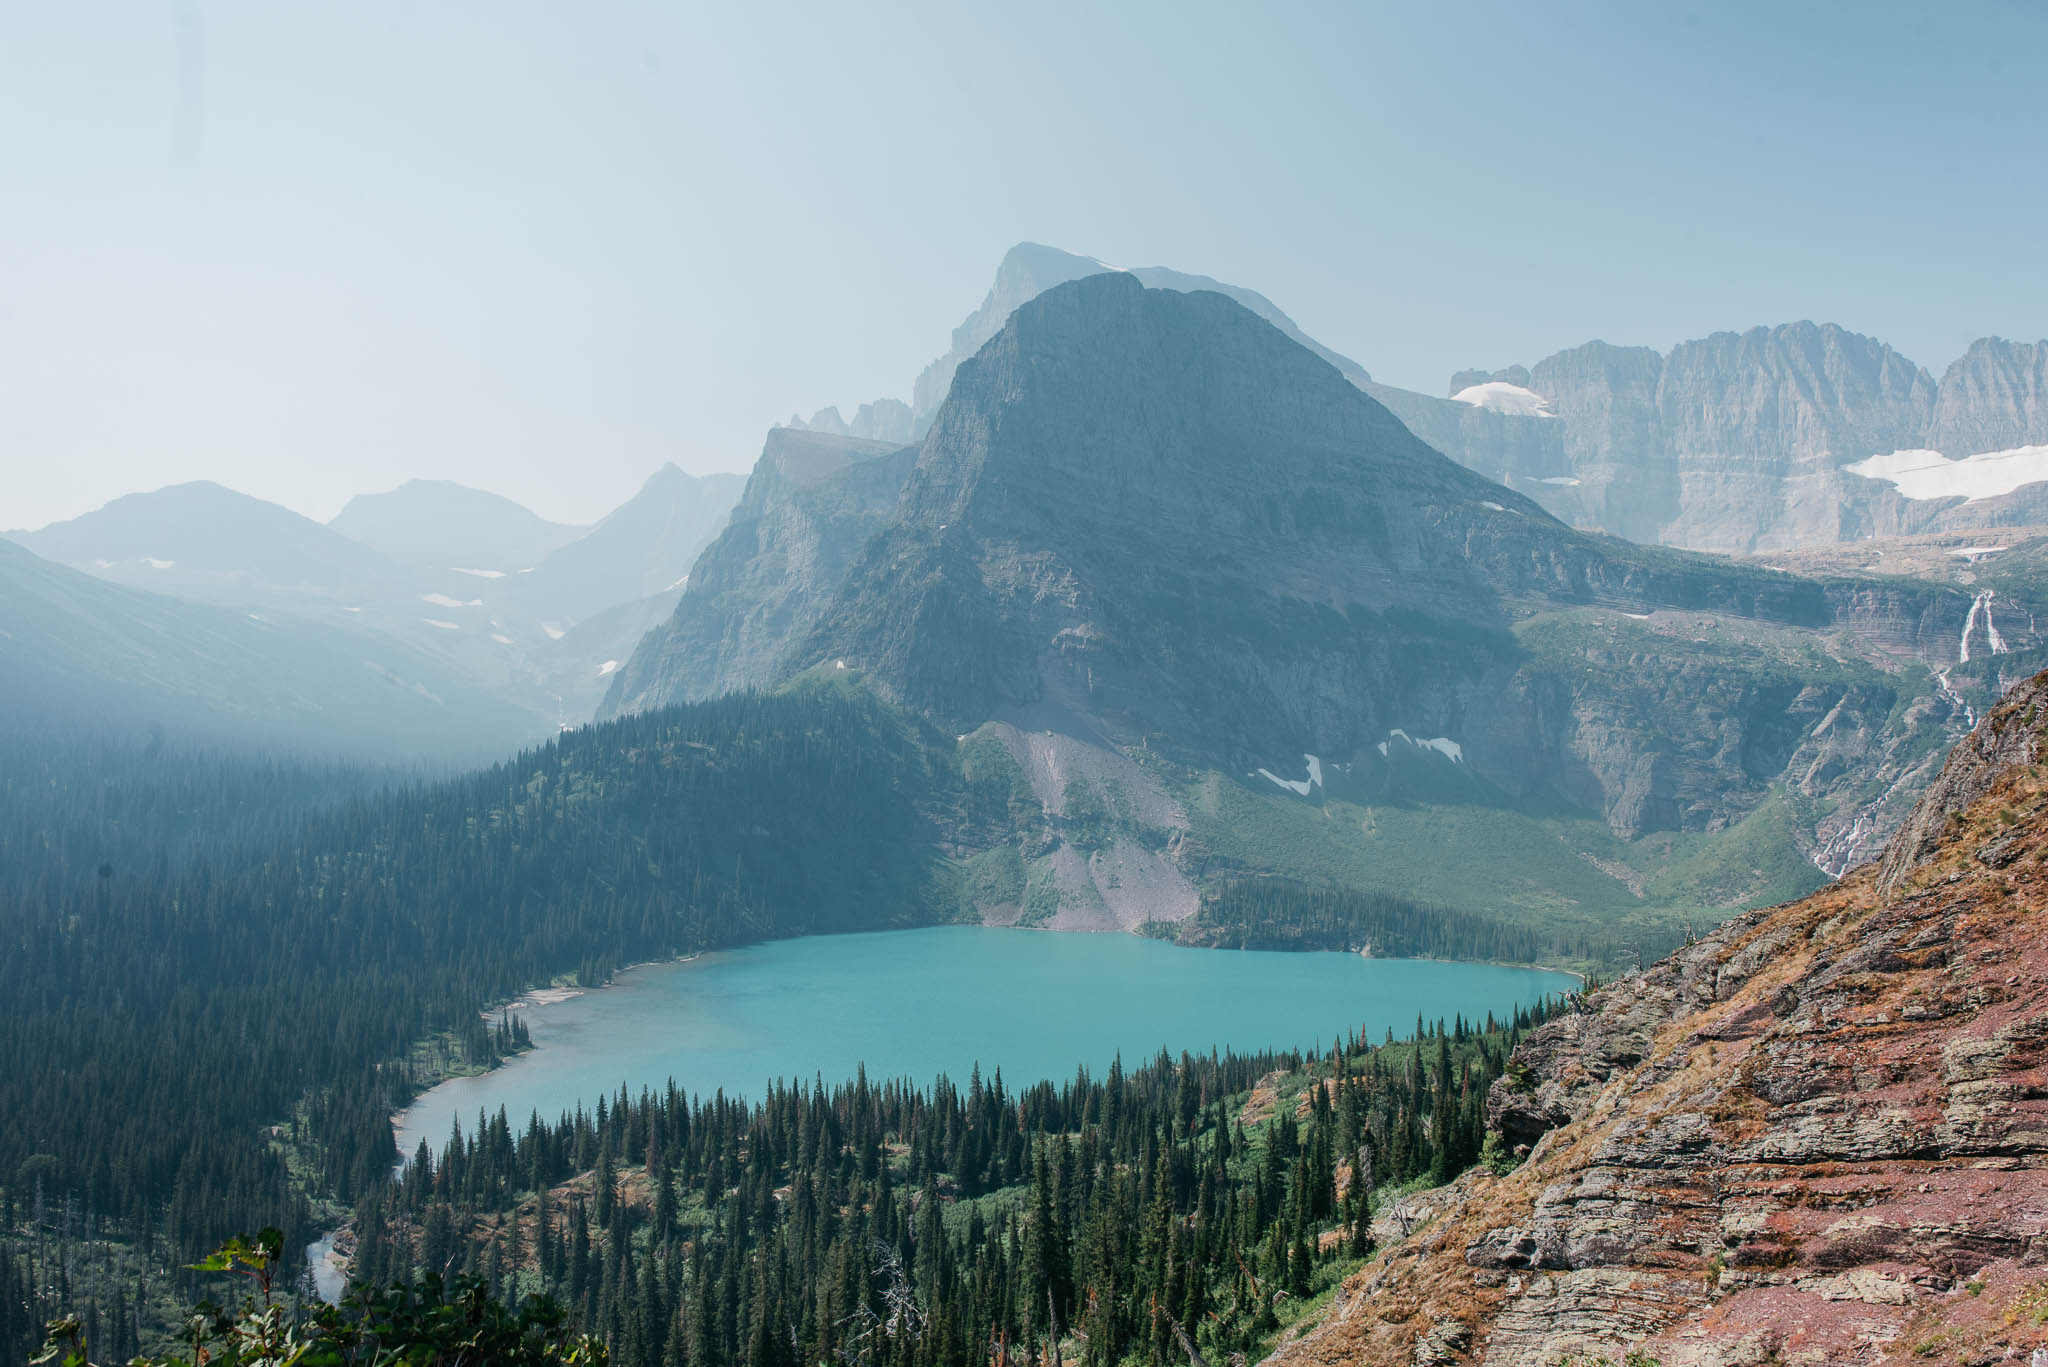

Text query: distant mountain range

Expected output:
[1404,326,2048,552]
[808,243,2048,556]
[13,238,2048,935]
[608,272,2046,944]
[329,479,588,570]
[0,537,537,762]
[4,465,745,758]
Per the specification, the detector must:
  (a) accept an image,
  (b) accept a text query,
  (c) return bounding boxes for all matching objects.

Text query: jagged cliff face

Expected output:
[786,399,917,445]
[1430,330,2048,554]
[1927,337,2048,456]
[1263,673,2048,1366]
[812,280,2045,855]
[614,277,2048,889]
[597,428,912,717]
[1655,324,1935,550]
[787,244,2048,557]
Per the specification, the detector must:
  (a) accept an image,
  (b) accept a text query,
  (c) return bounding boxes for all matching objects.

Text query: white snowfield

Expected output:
[1537,476,1581,486]
[1844,445,2048,503]
[596,659,622,677]
[449,567,506,579]
[1255,753,1322,796]
[1451,381,1556,419]
[422,618,460,631]
[1376,729,1464,764]
[422,592,483,608]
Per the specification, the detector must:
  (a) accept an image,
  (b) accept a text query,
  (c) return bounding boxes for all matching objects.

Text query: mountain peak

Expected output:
[909,244,1371,433]
[807,271,1602,741]
[330,480,583,569]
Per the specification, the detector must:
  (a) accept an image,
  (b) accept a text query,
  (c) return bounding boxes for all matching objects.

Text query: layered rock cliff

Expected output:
[1264,672,2048,1366]
[597,427,913,716]
[615,275,2047,905]
[782,244,2048,557]
[1928,339,2048,458]
[1433,331,2048,553]
[795,277,2031,853]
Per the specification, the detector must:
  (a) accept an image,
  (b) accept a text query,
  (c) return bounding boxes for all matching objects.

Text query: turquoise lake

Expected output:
[396,927,1572,1156]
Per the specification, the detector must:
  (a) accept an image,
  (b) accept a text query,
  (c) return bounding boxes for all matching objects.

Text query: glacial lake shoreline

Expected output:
[394,925,1576,1161]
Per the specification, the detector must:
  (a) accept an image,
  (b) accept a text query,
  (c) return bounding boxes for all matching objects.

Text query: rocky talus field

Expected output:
[1263,673,2048,1365]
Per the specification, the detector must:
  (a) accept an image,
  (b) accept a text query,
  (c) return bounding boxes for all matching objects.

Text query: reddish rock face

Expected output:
[1265,674,2048,1366]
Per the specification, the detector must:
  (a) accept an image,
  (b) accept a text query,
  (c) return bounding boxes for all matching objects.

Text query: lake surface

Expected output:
[397,927,1572,1156]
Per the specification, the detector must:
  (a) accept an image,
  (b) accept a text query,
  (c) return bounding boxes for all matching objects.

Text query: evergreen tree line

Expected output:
[0,688,1582,1361]
[1190,879,1664,965]
[0,725,389,900]
[0,688,967,1306]
[341,1006,1563,1367]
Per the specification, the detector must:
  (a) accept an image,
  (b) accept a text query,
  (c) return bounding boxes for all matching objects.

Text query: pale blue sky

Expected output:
[4,1,2043,530]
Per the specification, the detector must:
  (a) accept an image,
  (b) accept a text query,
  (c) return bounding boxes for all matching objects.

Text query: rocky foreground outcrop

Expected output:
[1266,675,2048,1365]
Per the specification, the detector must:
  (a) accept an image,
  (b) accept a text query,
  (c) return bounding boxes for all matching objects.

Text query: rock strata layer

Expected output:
[1263,674,2048,1366]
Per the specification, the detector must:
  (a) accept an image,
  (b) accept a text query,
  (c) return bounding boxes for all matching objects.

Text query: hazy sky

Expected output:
[4,2,2044,531]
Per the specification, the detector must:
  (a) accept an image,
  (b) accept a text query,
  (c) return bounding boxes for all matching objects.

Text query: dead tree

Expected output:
[1166,1313,1210,1367]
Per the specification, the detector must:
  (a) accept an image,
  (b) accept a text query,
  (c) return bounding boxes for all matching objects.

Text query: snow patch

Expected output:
[1845,445,2048,503]
[1948,546,2008,562]
[1376,729,1464,764]
[449,567,505,579]
[1481,501,1506,512]
[422,618,461,631]
[490,632,514,645]
[422,592,482,608]
[596,659,621,676]
[541,623,565,641]
[1451,381,1556,418]
[143,558,175,569]
[1255,753,1322,797]
[1537,476,1581,486]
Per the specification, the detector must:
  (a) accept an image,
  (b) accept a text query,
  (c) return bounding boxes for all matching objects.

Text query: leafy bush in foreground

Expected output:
[36,1231,604,1366]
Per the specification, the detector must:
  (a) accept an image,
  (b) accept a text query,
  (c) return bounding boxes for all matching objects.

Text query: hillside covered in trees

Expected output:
[0,683,1579,1361]
[0,688,971,1344]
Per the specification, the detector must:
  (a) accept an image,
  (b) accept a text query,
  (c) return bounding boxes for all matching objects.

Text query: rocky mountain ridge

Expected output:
[1260,669,2048,1365]
[327,478,587,570]
[609,274,2048,939]
[791,243,2048,557]
[1422,328,2048,554]
[7,468,746,747]
[0,537,540,761]
[600,427,911,711]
